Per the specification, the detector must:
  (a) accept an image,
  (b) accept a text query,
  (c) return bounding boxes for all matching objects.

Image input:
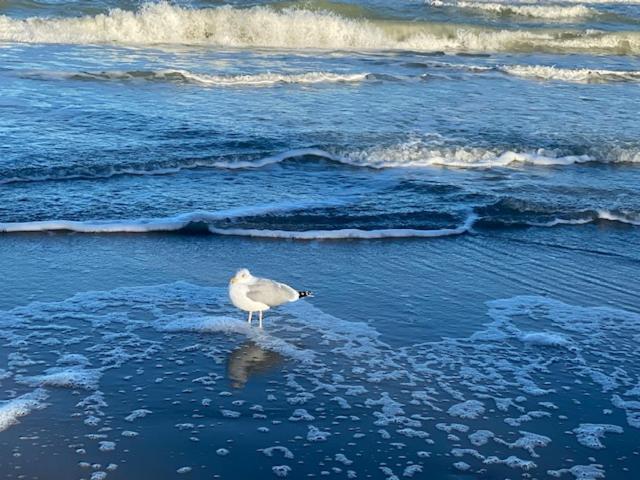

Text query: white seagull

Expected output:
[229,268,312,328]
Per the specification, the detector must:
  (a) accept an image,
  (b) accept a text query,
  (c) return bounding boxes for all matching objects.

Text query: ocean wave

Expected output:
[1,2,640,55]
[19,64,640,90]
[23,69,372,86]
[1,206,637,238]
[501,64,640,83]
[339,141,640,168]
[468,0,640,4]
[208,213,478,240]
[516,210,640,228]
[0,148,339,185]
[2,143,640,185]
[0,199,351,234]
[414,61,640,84]
[429,1,596,20]
[481,207,640,228]
[0,210,479,238]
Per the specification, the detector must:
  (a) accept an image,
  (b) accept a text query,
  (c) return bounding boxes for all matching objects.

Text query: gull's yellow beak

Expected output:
[230,277,237,284]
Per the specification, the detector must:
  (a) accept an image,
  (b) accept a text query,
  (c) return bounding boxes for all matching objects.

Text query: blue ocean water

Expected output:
[1,1,640,479]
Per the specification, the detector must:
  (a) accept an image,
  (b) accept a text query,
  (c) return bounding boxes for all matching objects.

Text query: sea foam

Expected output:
[501,65,640,83]
[2,282,640,476]
[0,389,49,432]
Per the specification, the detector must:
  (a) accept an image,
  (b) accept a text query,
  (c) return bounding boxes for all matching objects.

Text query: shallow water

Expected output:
[1,231,639,479]
[1,0,640,479]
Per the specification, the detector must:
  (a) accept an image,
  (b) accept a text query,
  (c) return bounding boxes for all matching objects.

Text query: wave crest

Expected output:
[501,64,640,83]
[2,143,640,185]
[339,141,640,169]
[1,206,638,238]
[429,1,595,20]
[208,213,478,240]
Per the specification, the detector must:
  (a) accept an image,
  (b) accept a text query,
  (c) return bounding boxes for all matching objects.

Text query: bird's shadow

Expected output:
[226,340,284,389]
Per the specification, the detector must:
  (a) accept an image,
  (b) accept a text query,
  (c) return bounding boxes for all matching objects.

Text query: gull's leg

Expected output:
[247,311,253,325]
[259,310,263,329]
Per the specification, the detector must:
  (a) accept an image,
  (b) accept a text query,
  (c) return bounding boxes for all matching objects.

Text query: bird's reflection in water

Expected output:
[227,341,284,389]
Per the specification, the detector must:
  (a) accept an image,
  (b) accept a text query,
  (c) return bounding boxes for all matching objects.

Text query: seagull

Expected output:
[228,268,312,328]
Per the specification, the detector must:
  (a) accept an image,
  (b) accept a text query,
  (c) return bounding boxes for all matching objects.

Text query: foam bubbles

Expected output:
[447,400,486,419]
[2,282,640,477]
[573,424,624,449]
[16,366,102,391]
[0,389,49,432]
[502,65,640,83]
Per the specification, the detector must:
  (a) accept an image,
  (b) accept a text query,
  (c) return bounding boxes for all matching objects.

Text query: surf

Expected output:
[2,2,640,55]
[2,143,640,185]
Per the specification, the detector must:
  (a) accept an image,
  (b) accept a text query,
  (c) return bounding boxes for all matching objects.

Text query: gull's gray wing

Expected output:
[246,278,298,307]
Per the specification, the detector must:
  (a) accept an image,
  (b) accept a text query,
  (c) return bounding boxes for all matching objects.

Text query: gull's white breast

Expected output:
[229,283,270,312]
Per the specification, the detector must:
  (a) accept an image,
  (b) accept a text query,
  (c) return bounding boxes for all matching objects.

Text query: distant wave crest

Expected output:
[429,1,596,20]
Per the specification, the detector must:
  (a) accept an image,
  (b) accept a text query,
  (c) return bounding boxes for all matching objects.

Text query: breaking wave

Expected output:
[2,2,640,54]
[0,202,637,238]
[486,209,640,228]
[2,143,640,185]
[501,64,640,83]
[20,64,640,87]
[340,142,599,168]
[0,207,479,239]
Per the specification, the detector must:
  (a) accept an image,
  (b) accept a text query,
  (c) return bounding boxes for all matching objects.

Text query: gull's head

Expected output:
[230,268,252,285]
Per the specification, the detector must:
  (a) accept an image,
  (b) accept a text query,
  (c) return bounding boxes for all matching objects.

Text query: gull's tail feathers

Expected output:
[297,291,313,299]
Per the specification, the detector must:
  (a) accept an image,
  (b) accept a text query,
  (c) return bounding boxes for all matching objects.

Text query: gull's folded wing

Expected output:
[246,278,299,307]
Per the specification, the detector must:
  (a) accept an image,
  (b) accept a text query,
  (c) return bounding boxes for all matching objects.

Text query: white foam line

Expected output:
[2,208,638,236]
[2,143,639,186]
[501,64,640,83]
[596,209,640,226]
[453,0,640,4]
[23,69,372,86]
[160,70,370,86]
[0,198,351,234]
[429,1,596,20]
[522,210,640,228]
[208,213,478,240]
[525,218,595,228]
[339,143,597,169]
